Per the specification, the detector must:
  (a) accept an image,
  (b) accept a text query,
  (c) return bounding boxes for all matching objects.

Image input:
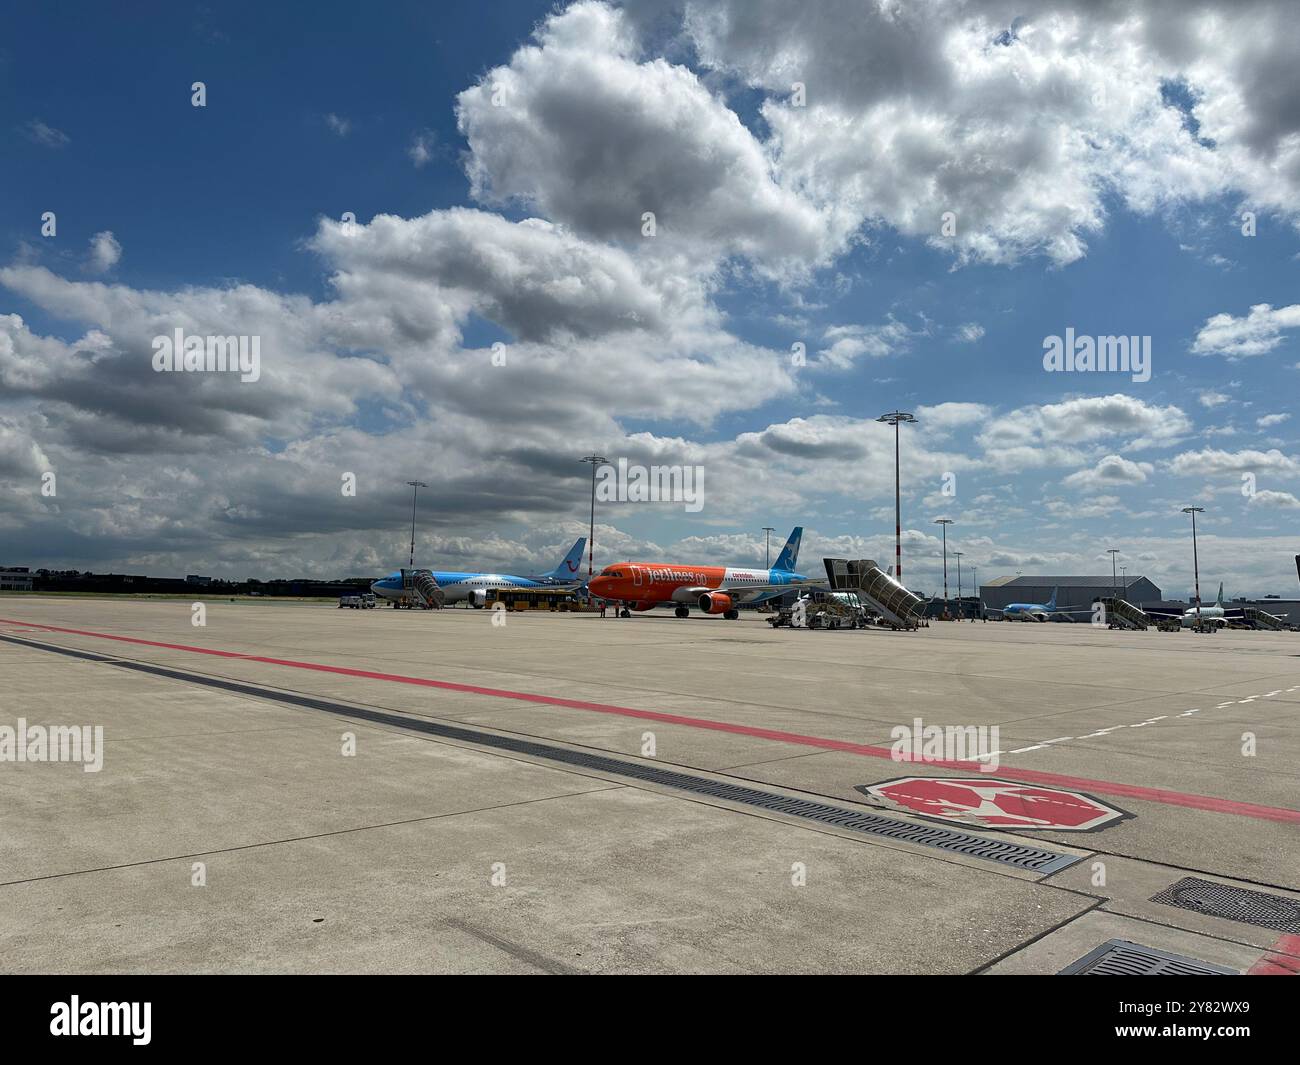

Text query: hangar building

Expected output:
[980,574,1162,612]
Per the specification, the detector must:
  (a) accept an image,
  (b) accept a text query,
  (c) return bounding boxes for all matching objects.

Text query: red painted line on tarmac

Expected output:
[5,615,1300,826]
[1248,934,1300,975]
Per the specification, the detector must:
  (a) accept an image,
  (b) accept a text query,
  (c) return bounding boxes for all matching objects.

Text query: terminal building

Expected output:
[0,566,33,591]
[980,574,1162,612]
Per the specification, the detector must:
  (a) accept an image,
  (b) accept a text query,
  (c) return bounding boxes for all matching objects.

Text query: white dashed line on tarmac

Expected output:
[1002,684,1297,760]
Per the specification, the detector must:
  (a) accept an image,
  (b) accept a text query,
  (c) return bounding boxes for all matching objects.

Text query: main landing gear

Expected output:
[675,605,740,619]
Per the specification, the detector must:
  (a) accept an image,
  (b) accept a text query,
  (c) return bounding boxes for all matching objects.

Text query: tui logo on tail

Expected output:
[545,537,587,580]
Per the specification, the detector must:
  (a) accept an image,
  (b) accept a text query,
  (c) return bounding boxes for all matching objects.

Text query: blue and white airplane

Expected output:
[990,587,1062,622]
[371,538,586,607]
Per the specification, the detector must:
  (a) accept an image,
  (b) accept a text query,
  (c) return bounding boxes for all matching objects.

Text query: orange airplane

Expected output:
[587,527,810,618]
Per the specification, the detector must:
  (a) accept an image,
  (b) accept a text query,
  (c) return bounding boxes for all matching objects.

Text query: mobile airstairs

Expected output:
[400,568,445,609]
[823,558,925,630]
[1241,607,1286,630]
[1096,597,1152,630]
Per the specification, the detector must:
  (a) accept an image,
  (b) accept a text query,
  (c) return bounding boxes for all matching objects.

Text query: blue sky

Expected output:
[3,0,1299,597]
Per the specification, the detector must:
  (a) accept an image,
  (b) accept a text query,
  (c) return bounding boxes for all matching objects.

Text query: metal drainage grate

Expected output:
[1150,877,1300,934]
[1059,939,1238,975]
[0,634,1083,874]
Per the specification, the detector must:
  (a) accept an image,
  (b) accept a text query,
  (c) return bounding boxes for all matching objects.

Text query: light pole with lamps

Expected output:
[405,480,428,568]
[579,454,607,583]
[762,527,776,569]
[954,551,964,621]
[933,518,953,618]
[1182,506,1205,629]
[1107,548,1120,603]
[877,410,917,582]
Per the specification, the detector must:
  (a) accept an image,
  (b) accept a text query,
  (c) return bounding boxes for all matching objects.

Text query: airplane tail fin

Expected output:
[545,537,586,581]
[1216,582,1224,608]
[773,527,803,572]
[1047,586,1058,610]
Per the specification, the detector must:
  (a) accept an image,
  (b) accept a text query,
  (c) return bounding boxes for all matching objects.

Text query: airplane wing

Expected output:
[1143,606,1182,619]
[717,582,804,599]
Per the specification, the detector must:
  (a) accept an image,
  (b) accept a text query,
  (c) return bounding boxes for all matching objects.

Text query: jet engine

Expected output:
[697,592,734,615]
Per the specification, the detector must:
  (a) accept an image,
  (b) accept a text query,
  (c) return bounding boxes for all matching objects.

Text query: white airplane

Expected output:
[1179,583,1234,628]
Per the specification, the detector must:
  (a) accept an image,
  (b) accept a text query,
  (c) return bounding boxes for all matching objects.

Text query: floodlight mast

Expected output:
[877,411,918,582]
[580,455,608,581]
[406,481,428,568]
[934,519,954,617]
[1182,507,1205,628]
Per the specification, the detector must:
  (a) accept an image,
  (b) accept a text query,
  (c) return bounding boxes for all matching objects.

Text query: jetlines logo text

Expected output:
[645,568,708,584]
